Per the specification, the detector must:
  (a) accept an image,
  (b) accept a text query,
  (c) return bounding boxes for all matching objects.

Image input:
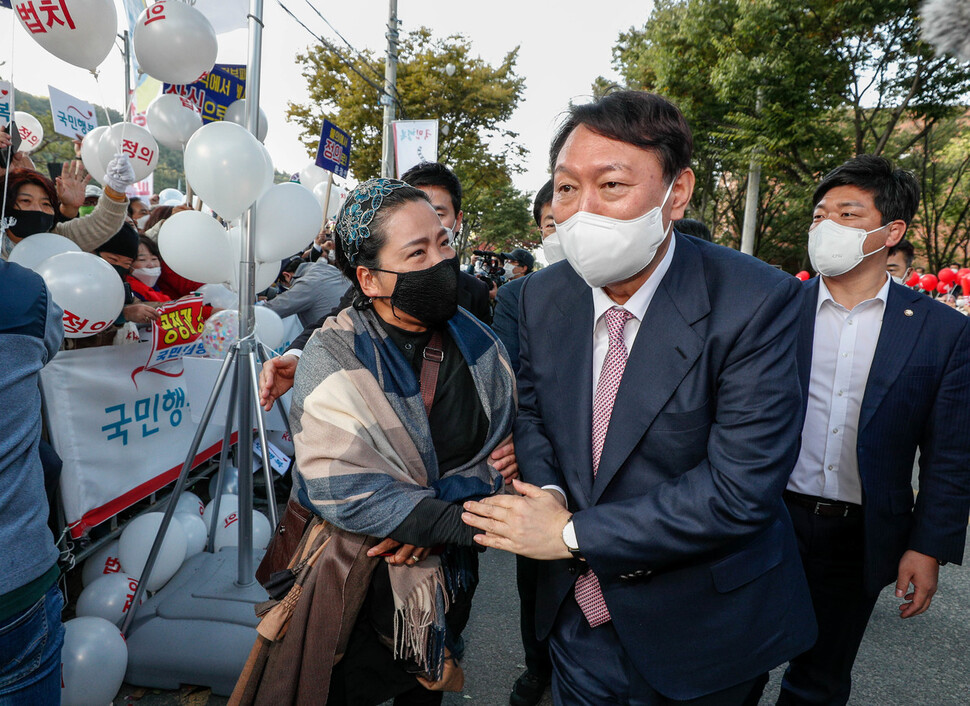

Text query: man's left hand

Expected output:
[895,549,939,618]
[489,436,518,484]
[462,479,572,560]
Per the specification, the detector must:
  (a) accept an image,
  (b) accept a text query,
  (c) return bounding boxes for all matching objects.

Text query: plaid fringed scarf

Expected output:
[289,304,516,678]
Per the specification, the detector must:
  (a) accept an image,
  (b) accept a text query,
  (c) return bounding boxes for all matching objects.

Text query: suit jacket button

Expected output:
[567,565,577,575]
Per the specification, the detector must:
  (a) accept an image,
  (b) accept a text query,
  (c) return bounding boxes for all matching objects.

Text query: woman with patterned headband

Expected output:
[283,178,516,705]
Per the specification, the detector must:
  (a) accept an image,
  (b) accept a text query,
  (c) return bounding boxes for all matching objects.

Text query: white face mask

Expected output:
[136,214,150,230]
[504,262,517,279]
[132,266,161,287]
[556,179,675,288]
[808,219,888,277]
[540,229,566,265]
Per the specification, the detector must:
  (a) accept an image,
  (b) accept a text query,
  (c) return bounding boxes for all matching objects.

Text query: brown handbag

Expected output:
[255,498,313,586]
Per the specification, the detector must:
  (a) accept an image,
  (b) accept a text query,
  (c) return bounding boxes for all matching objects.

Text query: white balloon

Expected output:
[97,122,159,182]
[80,539,122,587]
[254,183,323,262]
[61,617,128,706]
[197,283,237,309]
[8,232,81,271]
[266,429,294,456]
[174,491,204,518]
[133,0,217,84]
[214,509,272,551]
[118,512,187,592]
[184,121,272,220]
[254,306,285,349]
[259,143,276,198]
[16,0,118,72]
[174,512,208,558]
[158,210,233,284]
[146,93,202,149]
[224,226,282,293]
[299,163,328,191]
[79,126,108,184]
[75,573,142,627]
[36,252,125,338]
[223,99,268,142]
[13,111,43,153]
[158,187,185,203]
[203,494,239,530]
[208,463,240,498]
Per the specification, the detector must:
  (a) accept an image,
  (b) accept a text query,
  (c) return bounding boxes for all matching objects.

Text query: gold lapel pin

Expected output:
[904,309,914,317]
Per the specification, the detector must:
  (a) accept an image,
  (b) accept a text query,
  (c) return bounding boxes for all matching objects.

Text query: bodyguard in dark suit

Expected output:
[463,91,815,705]
[769,156,970,705]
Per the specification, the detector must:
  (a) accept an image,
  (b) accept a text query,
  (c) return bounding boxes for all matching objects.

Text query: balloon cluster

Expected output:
[9,237,126,339]
[67,477,272,704]
[914,267,970,296]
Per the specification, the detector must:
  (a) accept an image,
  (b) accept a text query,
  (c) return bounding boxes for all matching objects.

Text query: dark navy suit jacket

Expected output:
[796,277,970,594]
[492,274,527,373]
[515,233,816,700]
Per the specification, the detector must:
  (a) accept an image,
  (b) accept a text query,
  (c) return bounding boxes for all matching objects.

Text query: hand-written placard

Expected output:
[48,84,97,138]
[145,295,207,369]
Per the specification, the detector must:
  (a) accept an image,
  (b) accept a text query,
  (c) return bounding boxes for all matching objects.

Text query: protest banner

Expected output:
[143,295,207,370]
[162,64,246,124]
[0,81,11,126]
[315,119,351,178]
[40,344,236,538]
[48,84,97,138]
[393,119,438,178]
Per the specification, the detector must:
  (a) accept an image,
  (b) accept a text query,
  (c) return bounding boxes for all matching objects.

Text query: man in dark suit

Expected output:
[766,155,970,705]
[462,91,815,705]
[492,180,559,706]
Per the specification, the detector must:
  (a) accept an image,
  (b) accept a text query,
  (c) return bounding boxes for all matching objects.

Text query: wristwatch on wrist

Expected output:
[562,518,583,560]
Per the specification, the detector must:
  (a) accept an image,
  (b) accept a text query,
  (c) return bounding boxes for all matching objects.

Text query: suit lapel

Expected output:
[552,273,595,503]
[797,278,820,412]
[592,235,709,503]
[859,284,925,433]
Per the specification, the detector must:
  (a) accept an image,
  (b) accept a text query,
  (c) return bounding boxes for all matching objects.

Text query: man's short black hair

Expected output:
[400,162,462,216]
[533,179,554,227]
[887,239,915,268]
[813,155,920,225]
[674,218,712,242]
[549,91,693,184]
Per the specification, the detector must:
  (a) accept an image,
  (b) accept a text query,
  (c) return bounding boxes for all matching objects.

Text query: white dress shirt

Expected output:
[787,275,890,504]
[545,235,677,503]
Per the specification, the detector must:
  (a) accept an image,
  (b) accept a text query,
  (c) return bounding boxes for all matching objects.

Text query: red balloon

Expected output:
[905,272,921,287]
[919,274,938,291]
[960,273,970,292]
[938,268,956,284]
[795,271,810,281]
[937,281,951,294]
[958,267,970,278]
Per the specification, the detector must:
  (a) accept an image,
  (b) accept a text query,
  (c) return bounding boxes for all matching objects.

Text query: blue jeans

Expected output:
[0,584,64,705]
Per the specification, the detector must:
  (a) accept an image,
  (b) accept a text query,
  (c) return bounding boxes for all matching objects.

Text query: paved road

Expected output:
[117,545,970,705]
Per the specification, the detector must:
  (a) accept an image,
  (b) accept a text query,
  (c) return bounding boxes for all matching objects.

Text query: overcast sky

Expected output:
[1,1,652,194]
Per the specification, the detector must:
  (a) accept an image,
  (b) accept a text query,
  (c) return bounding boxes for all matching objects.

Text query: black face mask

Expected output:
[110,264,130,281]
[372,256,459,327]
[7,209,55,239]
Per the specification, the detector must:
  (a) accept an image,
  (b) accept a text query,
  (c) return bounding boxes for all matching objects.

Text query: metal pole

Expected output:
[123,31,131,115]
[121,344,239,636]
[321,171,334,222]
[232,0,265,587]
[206,370,238,552]
[740,87,763,256]
[380,0,399,178]
[248,353,279,530]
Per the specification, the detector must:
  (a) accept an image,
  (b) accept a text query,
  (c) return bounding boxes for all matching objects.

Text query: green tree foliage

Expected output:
[608,0,970,270]
[287,27,536,254]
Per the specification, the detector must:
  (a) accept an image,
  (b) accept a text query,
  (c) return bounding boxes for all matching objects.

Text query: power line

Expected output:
[275,0,407,119]
[301,0,386,83]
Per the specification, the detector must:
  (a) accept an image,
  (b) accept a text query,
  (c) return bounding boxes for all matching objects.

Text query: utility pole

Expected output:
[740,87,763,256]
[380,0,399,178]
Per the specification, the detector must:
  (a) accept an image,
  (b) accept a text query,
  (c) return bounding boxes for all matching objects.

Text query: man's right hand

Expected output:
[259,355,298,411]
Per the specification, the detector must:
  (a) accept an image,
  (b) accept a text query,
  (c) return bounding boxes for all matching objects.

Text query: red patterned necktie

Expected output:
[575,306,634,627]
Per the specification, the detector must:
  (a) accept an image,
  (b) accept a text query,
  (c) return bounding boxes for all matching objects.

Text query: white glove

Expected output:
[104,153,137,193]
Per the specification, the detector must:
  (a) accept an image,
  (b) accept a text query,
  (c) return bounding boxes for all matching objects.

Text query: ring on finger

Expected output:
[411,555,421,563]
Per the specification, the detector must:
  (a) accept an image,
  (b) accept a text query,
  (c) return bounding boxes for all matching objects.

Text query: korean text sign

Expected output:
[48,84,97,138]
[145,295,207,369]
[314,119,351,178]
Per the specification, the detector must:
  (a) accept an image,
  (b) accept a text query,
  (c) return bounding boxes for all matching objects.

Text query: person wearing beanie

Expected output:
[94,223,160,326]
